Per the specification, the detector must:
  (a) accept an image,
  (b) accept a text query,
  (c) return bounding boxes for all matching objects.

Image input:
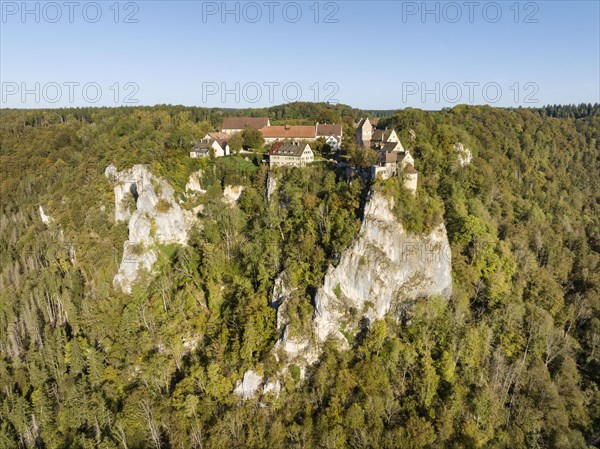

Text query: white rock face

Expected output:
[263,380,281,395]
[270,273,295,335]
[104,165,118,179]
[185,170,207,194]
[38,205,52,225]
[266,173,278,201]
[275,326,320,366]
[234,370,263,399]
[277,190,452,363]
[239,190,453,397]
[112,245,158,294]
[182,335,200,352]
[223,185,244,204]
[454,142,472,167]
[106,164,188,294]
[113,183,134,222]
[270,273,320,364]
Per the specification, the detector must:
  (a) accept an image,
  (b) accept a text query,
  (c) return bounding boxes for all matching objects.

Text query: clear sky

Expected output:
[1,0,599,109]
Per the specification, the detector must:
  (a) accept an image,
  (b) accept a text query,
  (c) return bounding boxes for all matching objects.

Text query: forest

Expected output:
[0,102,599,448]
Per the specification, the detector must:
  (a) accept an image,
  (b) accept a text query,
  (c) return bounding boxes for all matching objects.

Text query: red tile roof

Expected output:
[208,132,230,140]
[271,142,285,151]
[316,123,342,137]
[261,125,316,139]
[222,117,270,130]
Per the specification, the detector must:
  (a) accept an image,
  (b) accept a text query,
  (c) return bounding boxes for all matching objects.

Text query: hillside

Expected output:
[0,104,599,448]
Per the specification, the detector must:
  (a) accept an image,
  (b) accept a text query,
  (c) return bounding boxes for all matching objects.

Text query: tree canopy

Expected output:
[0,103,599,448]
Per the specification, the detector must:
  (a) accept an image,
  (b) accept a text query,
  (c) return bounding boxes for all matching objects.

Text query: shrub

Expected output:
[333,283,342,299]
[156,198,172,213]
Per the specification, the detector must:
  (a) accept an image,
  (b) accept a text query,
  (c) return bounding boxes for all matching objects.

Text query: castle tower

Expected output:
[356,118,373,147]
[403,165,418,195]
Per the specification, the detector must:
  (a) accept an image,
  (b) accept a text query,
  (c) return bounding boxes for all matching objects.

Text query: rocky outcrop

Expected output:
[223,185,244,204]
[266,173,278,201]
[234,370,263,399]
[233,370,282,399]
[270,273,295,336]
[236,192,452,398]
[269,274,320,369]
[236,189,453,397]
[454,142,472,167]
[106,165,187,294]
[313,191,452,346]
[263,379,281,395]
[38,205,53,225]
[278,190,452,363]
[185,170,207,194]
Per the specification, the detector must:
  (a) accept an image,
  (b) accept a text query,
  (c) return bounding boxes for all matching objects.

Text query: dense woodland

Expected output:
[0,103,599,448]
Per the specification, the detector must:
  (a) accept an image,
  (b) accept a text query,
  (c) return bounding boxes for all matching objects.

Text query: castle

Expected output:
[356,118,418,194]
[192,117,343,159]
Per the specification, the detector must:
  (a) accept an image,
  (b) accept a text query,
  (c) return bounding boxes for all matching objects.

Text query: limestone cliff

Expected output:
[313,191,452,345]
[105,165,188,294]
[278,190,452,364]
[266,172,278,201]
[454,142,473,167]
[236,190,453,397]
[106,164,247,294]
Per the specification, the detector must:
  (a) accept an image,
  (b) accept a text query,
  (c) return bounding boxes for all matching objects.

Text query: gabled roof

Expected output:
[382,141,402,153]
[381,151,416,168]
[269,142,311,157]
[208,132,230,140]
[357,117,370,128]
[385,152,398,164]
[397,152,409,162]
[317,123,342,137]
[192,139,216,152]
[261,125,316,139]
[371,129,395,142]
[222,117,270,130]
[372,141,402,153]
[207,132,229,147]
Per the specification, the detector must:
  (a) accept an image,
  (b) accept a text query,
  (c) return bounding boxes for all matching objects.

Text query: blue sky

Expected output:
[1,0,599,109]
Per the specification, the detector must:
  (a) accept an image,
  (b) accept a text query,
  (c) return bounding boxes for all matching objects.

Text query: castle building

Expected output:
[221,117,271,135]
[269,142,314,168]
[356,117,373,147]
[403,165,418,194]
[260,123,343,150]
[261,125,317,144]
[316,123,343,150]
[358,118,418,194]
[190,137,230,158]
[217,117,342,150]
